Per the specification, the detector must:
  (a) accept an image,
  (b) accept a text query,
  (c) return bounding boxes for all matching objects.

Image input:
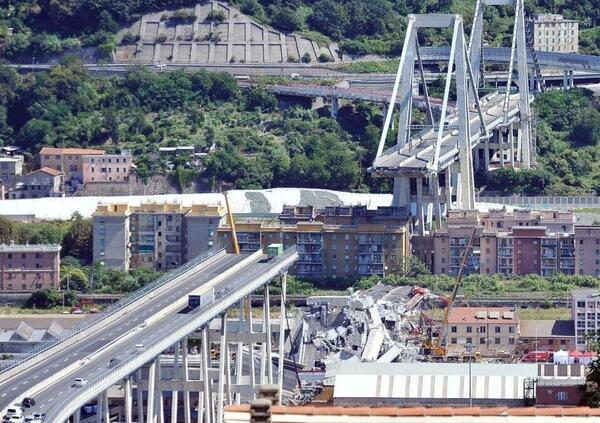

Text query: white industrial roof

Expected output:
[0,188,511,221]
[333,362,538,401]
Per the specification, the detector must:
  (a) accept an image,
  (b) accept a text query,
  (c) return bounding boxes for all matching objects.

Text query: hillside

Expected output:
[1,0,598,61]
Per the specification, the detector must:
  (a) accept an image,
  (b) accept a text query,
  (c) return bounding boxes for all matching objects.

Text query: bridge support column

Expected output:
[431,174,442,230]
[217,314,228,423]
[331,96,339,119]
[499,130,505,168]
[563,70,569,90]
[416,177,425,236]
[264,286,273,384]
[137,370,145,423]
[508,122,515,168]
[171,341,181,423]
[183,337,191,423]
[235,300,244,405]
[96,394,103,423]
[392,177,411,208]
[171,390,178,423]
[247,295,256,398]
[202,325,212,423]
[124,377,133,423]
[445,169,452,211]
[74,408,81,423]
[156,357,164,423]
[277,272,287,405]
[102,391,110,423]
[147,360,156,423]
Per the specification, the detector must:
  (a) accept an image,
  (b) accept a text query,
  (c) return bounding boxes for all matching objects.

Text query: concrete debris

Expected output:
[292,283,447,403]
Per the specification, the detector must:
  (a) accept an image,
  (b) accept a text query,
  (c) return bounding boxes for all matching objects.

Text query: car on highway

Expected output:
[3,416,23,423]
[5,406,22,418]
[21,398,35,408]
[24,415,42,423]
[108,357,121,368]
[73,377,88,387]
[134,344,145,353]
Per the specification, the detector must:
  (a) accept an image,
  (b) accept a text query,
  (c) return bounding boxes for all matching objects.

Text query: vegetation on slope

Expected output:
[1,0,598,60]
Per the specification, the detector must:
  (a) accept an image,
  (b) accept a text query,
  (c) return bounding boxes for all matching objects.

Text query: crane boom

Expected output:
[223,191,240,255]
[439,228,477,348]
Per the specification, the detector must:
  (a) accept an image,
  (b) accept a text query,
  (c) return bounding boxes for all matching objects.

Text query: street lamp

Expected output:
[466,342,473,408]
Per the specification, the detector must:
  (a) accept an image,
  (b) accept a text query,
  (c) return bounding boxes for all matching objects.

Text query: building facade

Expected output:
[40,147,105,185]
[432,209,584,276]
[528,14,579,53]
[0,156,23,186]
[0,244,61,291]
[519,320,575,352]
[8,167,64,199]
[571,289,600,350]
[218,205,411,280]
[446,307,519,357]
[82,151,134,184]
[93,203,225,271]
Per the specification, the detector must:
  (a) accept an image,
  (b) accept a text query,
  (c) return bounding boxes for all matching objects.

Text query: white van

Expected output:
[6,406,23,417]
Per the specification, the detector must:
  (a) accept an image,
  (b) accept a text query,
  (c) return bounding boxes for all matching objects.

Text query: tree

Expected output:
[25,289,76,309]
[389,255,431,277]
[308,0,349,40]
[245,87,277,112]
[571,109,600,147]
[62,213,93,264]
[268,6,301,32]
[61,267,89,292]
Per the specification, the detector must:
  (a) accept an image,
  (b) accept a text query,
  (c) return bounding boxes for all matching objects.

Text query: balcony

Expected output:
[358,254,384,265]
[297,244,323,254]
[358,245,383,254]
[358,234,384,244]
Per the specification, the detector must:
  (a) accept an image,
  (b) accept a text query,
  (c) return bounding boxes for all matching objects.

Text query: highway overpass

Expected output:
[0,247,298,423]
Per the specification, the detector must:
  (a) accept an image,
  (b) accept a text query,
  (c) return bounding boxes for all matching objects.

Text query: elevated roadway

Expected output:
[0,248,297,421]
[371,91,525,175]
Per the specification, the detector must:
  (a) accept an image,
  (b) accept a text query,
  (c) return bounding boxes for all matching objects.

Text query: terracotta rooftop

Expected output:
[29,167,63,177]
[447,307,518,325]
[39,147,105,155]
[224,405,600,419]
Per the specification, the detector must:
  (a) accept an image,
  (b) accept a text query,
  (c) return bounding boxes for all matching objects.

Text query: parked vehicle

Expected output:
[521,351,553,363]
[108,357,121,368]
[134,344,145,353]
[6,406,23,417]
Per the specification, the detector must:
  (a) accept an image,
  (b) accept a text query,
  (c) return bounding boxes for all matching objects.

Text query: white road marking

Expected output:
[1,393,6,397]
[42,369,49,374]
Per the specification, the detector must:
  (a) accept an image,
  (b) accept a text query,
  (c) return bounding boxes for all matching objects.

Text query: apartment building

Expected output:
[0,156,23,185]
[528,14,579,53]
[446,307,519,357]
[82,151,134,183]
[519,320,575,352]
[218,205,411,280]
[571,289,600,350]
[40,147,105,184]
[93,203,225,271]
[8,167,64,199]
[573,226,600,276]
[433,209,578,276]
[0,244,61,291]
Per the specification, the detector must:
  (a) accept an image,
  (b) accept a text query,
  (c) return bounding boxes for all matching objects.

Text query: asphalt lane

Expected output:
[0,254,245,412]
[27,254,272,419]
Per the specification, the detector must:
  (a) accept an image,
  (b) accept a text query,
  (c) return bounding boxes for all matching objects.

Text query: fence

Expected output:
[477,196,600,208]
[0,247,224,374]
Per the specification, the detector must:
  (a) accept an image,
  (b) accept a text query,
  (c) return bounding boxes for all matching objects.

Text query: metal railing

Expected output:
[477,196,600,208]
[0,247,225,374]
[46,247,298,423]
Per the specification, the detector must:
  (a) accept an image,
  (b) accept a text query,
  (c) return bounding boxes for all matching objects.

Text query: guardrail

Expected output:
[0,247,225,374]
[478,196,600,208]
[46,247,298,423]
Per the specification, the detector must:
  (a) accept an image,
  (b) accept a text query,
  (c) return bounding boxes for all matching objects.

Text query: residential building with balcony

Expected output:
[446,307,519,357]
[433,209,578,276]
[82,151,134,183]
[571,289,600,350]
[217,205,410,280]
[528,14,579,53]
[93,203,225,271]
[0,244,61,291]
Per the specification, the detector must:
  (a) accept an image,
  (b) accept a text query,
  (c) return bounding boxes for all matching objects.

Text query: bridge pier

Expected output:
[330,96,339,119]
[124,377,133,423]
[277,272,287,405]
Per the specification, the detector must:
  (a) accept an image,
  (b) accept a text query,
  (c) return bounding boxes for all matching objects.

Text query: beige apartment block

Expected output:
[528,14,579,53]
[40,147,105,184]
[82,151,134,183]
[93,203,225,271]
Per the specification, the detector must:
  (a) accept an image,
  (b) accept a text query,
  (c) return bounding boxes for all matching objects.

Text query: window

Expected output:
[7,253,11,259]
[451,326,457,333]
[509,338,515,345]
[549,339,554,345]
[480,338,486,344]
[561,339,566,345]
[466,326,472,333]
[479,326,486,333]
[509,326,515,334]
[451,338,457,345]
[21,253,26,259]
[494,338,501,345]
[557,391,567,401]
[466,337,472,345]
[495,326,501,333]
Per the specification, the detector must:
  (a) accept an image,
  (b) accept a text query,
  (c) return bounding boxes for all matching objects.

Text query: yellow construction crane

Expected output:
[423,228,477,359]
[223,191,240,255]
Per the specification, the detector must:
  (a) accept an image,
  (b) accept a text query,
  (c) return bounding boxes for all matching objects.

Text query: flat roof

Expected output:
[520,320,575,338]
[0,244,61,253]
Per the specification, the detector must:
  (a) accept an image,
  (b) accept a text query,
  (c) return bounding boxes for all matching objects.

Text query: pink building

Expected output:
[40,147,105,184]
[0,244,61,291]
[82,151,133,183]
